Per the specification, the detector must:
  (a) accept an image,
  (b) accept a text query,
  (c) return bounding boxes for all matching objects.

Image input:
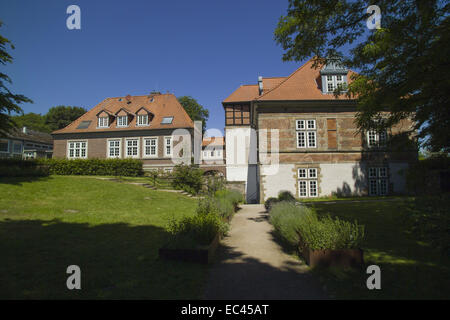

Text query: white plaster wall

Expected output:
[226,165,248,182]
[319,163,367,196]
[225,127,257,166]
[261,164,296,199]
[389,162,409,194]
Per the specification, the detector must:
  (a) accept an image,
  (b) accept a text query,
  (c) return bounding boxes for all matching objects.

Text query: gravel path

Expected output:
[203,204,328,300]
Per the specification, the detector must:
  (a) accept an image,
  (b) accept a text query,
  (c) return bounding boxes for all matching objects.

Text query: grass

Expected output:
[309,199,450,299]
[0,175,206,299]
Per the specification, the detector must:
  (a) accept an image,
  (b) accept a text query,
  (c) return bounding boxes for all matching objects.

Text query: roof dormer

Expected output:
[96,109,114,128]
[320,60,348,94]
[115,108,133,127]
[135,107,154,126]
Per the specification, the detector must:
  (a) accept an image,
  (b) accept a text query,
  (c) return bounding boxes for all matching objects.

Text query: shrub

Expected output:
[278,190,296,202]
[269,201,365,251]
[204,175,226,195]
[37,158,143,176]
[0,159,50,177]
[171,164,204,195]
[196,189,243,219]
[166,213,228,246]
[264,197,279,211]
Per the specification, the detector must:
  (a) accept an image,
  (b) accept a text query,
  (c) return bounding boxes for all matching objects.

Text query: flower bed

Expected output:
[159,189,243,264]
[269,201,365,268]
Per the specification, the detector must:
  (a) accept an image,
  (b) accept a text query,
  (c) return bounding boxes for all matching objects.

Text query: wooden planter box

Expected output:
[159,233,220,264]
[298,239,363,268]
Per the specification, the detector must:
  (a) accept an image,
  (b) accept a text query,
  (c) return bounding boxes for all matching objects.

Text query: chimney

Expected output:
[258,76,263,95]
[125,95,132,104]
[22,126,27,134]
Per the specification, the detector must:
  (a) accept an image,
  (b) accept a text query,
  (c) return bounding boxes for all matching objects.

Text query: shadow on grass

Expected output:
[0,218,207,299]
[0,175,52,186]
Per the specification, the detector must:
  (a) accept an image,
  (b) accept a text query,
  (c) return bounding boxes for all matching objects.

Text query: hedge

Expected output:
[37,158,144,176]
[0,158,50,177]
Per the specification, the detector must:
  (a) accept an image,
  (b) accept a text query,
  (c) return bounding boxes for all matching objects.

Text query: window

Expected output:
[325,75,347,93]
[298,168,318,197]
[367,130,387,147]
[117,116,128,127]
[0,140,8,153]
[77,121,92,129]
[107,139,121,158]
[203,151,208,158]
[210,150,214,157]
[143,137,157,157]
[125,138,139,158]
[161,117,174,124]
[98,117,109,128]
[164,137,172,157]
[225,105,250,125]
[296,119,316,148]
[68,141,87,159]
[137,114,148,126]
[368,167,388,196]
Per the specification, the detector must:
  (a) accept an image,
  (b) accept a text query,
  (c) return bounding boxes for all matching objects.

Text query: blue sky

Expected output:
[0,0,305,134]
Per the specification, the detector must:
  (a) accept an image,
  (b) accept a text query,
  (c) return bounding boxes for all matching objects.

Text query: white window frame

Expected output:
[117,115,128,127]
[67,140,88,159]
[107,139,122,158]
[98,116,109,128]
[137,114,149,126]
[125,138,140,158]
[143,137,158,158]
[296,119,317,149]
[367,129,387,147]
[164,136,173,157]
[326,75,347,93]
[298,168,318,198]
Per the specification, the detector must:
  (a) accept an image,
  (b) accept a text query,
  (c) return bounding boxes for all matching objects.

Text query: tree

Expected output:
[274,0,450,152]
[45,105,86,131]
[177,96,209,132]
[12,113,51,133]
[0,21,32,136]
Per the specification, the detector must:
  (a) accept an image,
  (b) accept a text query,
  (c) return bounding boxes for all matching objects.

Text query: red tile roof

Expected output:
[52,93,194,134]
[223,58,356,103]
[202,136,224,147]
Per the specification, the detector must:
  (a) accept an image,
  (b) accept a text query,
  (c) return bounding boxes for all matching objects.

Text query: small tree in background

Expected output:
[0,21,32,136]
[45,105,86,131]
[177,96,209,133]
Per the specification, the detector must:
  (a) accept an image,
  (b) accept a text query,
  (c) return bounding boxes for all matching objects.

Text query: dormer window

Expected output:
[325,75,347,93]
[137,114,148,126]
[98,116,109,128]
[117,116,128,127]
[320,60,348,94]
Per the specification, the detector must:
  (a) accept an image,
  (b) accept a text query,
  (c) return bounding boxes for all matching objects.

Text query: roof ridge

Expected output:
[256,58,316,100]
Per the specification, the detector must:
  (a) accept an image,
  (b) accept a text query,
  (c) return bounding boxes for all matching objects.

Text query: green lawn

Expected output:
[310,199,450,299]
[0,175,206,299]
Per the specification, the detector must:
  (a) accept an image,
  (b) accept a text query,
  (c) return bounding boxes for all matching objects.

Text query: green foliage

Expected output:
[274,0,450,152]
[171,164,204,195]
[270,201,365,251]
[278,190,296,202]
[404,195,450,254]
[196,189,243,219]
[37,158,143,176]
[11,113,51,133]
[406,154,450,194]
[0,21,33,136]
[177,96,209,132]
[204,175,226,196]
[44,106,86,131]
[0,158,49,177]
[166,213,226,246]
[264,197,280,211]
